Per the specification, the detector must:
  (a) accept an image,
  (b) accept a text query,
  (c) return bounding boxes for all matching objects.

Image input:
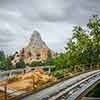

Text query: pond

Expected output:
[0,73,9,80]
[0,70,23,80]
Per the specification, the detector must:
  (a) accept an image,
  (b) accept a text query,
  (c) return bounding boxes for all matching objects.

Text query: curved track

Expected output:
[22,70,100,100]
[49,71,100,100]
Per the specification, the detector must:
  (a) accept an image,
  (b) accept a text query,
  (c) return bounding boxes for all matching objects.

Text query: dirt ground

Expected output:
[7,78,33,92]
[0,70,57,98]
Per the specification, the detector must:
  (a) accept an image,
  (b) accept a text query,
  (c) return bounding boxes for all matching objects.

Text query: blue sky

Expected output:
[0,0,100,54]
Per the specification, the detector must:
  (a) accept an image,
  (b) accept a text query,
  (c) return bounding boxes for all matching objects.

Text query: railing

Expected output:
[0,64,100,100]
[0,66,54,81]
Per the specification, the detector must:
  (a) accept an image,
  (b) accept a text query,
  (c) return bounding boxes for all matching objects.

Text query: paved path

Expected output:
[22,70,100,100]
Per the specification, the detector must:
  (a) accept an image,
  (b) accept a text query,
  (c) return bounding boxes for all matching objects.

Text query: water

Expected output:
[0,75,8,80]
[0,69,23,81]
[0,72,9,80]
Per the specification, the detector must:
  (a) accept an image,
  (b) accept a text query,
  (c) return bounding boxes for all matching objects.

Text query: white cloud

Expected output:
[0,0,100,54]
[0,8,22,17]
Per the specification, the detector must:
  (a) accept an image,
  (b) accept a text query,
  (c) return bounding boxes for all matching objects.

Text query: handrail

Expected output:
[0,64,100,100]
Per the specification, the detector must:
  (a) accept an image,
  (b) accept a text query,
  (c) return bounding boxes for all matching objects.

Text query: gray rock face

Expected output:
[27,31,48,49]
[11,31,57,65]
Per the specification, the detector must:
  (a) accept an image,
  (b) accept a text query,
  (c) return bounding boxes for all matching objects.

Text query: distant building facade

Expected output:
[11,48,53,66]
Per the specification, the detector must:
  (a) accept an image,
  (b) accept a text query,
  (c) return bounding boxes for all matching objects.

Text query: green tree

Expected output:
[16,59,26,68]
[5,56,14,70]
[65,15,100,65]
[0,51,5,61]
[30,61,42,67]
[0,51,7,70]
[54,53,67,69]
[46,50,54,65]
[87,15,100,63]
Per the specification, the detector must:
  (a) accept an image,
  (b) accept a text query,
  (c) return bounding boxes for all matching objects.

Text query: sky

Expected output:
[0,0,100,55]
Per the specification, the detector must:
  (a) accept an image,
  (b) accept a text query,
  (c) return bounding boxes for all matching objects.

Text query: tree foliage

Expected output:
[53,53,67,69]
[16,59,26,68]
[0,51,5,61]
[65,15,100,65]
[0,51,14,70]
[46,50,54,65]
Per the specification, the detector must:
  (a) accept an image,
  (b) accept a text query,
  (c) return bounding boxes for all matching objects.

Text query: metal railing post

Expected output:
[74,65,77,74]
[64,68,68,79]
[4,83,7,100]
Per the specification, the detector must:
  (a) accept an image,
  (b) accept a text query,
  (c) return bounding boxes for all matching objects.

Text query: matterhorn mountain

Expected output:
[27,31,48,49]
[12,31,56,66]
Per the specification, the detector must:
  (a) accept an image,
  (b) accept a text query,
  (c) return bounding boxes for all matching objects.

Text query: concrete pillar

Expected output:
[81,64,85,72]
[83,64,86,72]
[9,72,12,78]
[32,75,35,90]
[96,64,99,70]
[73,65,77,74]
[64,69,68,79]
[4,83,7,100]
[48,67,51,74]
[90,64,93,70]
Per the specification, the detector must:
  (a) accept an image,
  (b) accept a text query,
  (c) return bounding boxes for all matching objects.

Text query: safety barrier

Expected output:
[0,64,100,100]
